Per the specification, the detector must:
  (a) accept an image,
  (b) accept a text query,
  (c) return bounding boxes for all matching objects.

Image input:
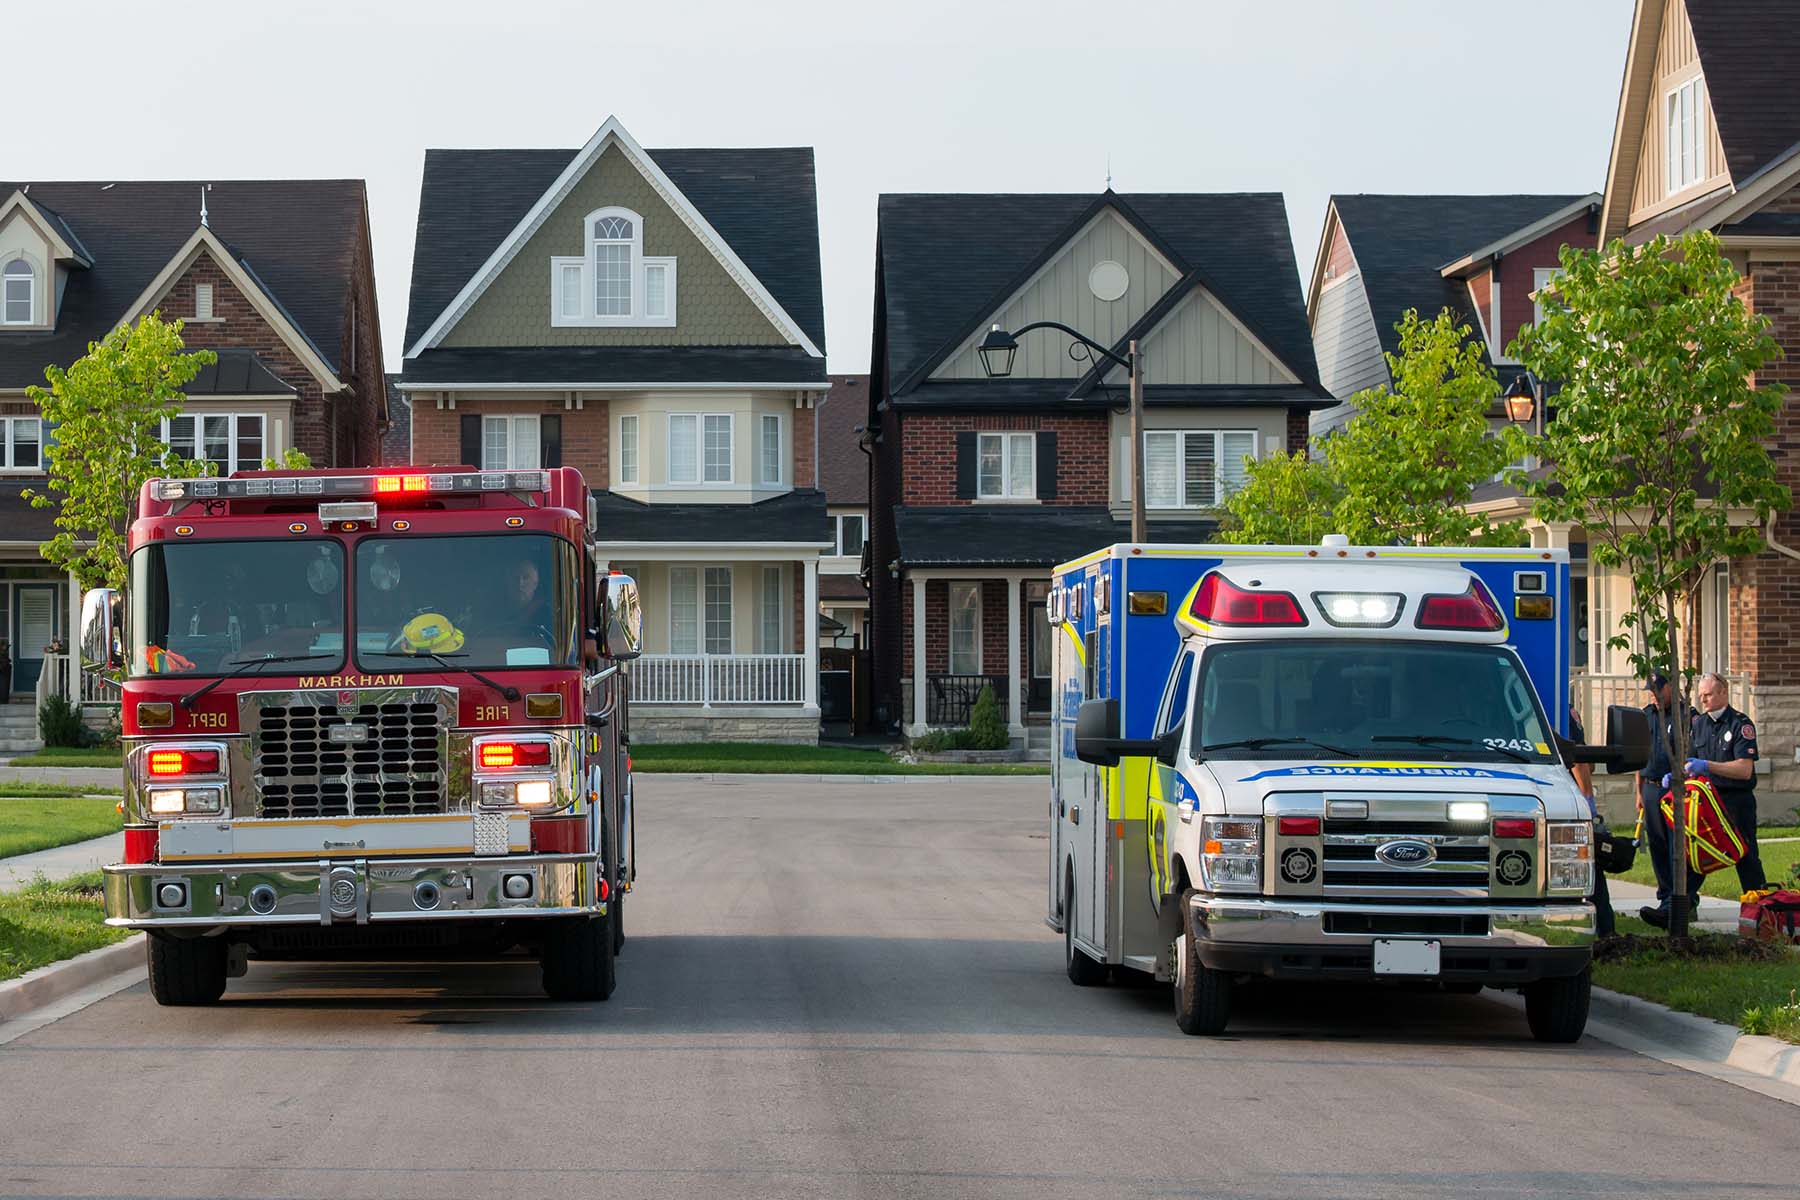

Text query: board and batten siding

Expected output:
[1628,0,1729,221]
[1311,271,1388,401]
[1099,287,1296,387]
[933,210,1178,380]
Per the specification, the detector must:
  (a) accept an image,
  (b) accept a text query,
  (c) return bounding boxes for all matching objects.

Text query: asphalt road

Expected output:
[0,776,1792,1199]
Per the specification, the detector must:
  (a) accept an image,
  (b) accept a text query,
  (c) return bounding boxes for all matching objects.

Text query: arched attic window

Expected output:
[551,207,676,327]
[2,257,34,325]
[589,208,640,317]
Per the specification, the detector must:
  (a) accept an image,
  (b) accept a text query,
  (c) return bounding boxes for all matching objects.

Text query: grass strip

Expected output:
[0,872,128,983]
[1607,839,1800,900]
[630,742,1046,776]
[5,747,124,768]
[1592,918,1800,1045]
[0,782,122,799]
[0,798,123,860]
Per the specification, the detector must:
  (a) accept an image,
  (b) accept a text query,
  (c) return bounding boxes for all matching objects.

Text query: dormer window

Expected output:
[2,258,33,325]
[551,207,676,327]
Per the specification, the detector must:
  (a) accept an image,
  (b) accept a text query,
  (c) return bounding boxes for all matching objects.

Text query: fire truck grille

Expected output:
[250,694,452,819]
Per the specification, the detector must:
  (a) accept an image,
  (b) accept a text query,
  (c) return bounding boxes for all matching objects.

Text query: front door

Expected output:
[13,584,58,693]
[1027,601,1051,713]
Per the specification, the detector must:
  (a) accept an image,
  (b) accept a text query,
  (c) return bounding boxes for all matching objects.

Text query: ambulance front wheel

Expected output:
[1063,874,1108,987]
[1172,889,1231,1035]
[146,931,228,1006]
[1523,966,1590,1043]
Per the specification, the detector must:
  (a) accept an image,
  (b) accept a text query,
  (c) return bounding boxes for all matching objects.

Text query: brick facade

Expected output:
[899,411,1111,506]
[408,395,612,485]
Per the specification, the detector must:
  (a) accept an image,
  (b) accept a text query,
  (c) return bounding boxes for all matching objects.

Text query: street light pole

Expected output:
[1128,339,1146,543]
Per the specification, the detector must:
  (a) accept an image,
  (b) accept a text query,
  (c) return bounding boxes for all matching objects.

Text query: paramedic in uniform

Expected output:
[1636,673,1697,927]
[1687,672,1767,895]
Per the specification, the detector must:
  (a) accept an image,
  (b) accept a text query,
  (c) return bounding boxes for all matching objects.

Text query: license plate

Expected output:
[1373,939,1441,976]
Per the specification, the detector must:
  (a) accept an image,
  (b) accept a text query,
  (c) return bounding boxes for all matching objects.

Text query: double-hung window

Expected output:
[948,583,982,675]
[164,413,265,475]
[670,414,732,484]
[592,214,634,317]
[758,414,782,485]
[1666,77,1706,194]
[482,414,540,471]
[670,566,700,653]
[2,258,34,325]
[835,512,866,558]
[704,566,733,653]
[618,415,639,484]
[670,565,738,654]
[2,417,41,470]
[977,432,1034,500]
[1137,430,1257,508]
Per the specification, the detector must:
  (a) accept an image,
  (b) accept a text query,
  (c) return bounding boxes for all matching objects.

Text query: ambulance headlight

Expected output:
[1313,591,1404,628]
[1201,816,1262,894]
[1547,822,1592,895]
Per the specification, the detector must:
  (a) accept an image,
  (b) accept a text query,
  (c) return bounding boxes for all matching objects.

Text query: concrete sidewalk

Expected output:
[1609,877,1741,931]
[0,764,121,790]
[0,831,121,892]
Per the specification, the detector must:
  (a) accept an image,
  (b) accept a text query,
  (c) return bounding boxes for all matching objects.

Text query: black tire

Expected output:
[1441,982,1483,996]
[611,886,625,955]
[146,933,228,1006]
[1524,967,1591,1043]
[541,914,616,1001]
[1063,875,1108,987]
[1171,889,1231,1035]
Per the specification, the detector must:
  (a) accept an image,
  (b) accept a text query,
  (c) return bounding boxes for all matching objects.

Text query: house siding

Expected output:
[1628,0,1729,220]
[1311,273,1387,400]
[410,393,611,484]
[1100,288,1294,386]
[1492,211,1593,353]
[441,144,791,349]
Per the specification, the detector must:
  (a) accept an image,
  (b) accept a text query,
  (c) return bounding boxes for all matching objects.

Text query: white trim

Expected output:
[976,431,1035,500]
[1437,194,1602,276]
[947,581,982,675]
[593,543,832,558]
[161,411,269,476]
[1695,143,1800,232]
[1,254,36,326]
[1665,75,1708,197]
[666,411,734,485]
[1305,200,1345,323]
[757,412,783,487]
[117,227,345,392]
[0,416,43,471]
[617,413,640,484]
[0,190,86,263]
[481,412,542,471]
[405,116,821,358]
[396,379,826,393]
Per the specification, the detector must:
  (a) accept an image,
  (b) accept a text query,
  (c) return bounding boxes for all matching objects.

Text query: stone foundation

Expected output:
[631,706,819,746]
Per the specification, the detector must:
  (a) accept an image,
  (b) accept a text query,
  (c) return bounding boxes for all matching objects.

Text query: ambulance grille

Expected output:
[247,691,453,819]
[1321,822,1492,897]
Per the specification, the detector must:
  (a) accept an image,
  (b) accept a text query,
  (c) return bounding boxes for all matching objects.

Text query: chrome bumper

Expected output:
[103,854,604,930]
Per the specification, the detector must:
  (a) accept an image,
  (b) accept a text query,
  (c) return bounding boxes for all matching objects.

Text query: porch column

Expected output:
[1007,575,1024,744]
[803,557,819,711]
[912,573,927,731]
[67,569,81,704]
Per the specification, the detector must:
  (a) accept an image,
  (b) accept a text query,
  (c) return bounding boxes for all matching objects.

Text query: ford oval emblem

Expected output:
[1375,839,1437,868]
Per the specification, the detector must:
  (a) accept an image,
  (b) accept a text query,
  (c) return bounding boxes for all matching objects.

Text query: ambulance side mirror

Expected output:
[1074,698,1164,767]
[1564,704,1650,774]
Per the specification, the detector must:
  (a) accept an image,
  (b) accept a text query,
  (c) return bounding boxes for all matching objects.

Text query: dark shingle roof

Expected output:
[1686,1,1800,184]
[818,374,868,504]
[877,191,1319,396]
[404,146,825,353]
[591,488,831,546]
[0,180,365,389]
[894,505,1218,569]
[381,373,409,467]
[400,346,824,386]
[0,484,59,544]
[1331,194,1588,361]
[183,349,295,397]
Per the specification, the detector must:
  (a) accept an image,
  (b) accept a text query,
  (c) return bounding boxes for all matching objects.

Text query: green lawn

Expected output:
[0,782,121,799]
[0,797,123,859]
[1593,916,1800,1044]
[0,872,129,983]
[631,742,1047,776]
[5,747,124,768]
[1608,839,1800,899]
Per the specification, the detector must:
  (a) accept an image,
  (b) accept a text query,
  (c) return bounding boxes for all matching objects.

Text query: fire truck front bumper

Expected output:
[102,854,607,930]
[1187,896,1595,984]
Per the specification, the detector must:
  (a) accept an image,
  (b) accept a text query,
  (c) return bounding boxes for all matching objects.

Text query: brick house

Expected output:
[867,190,1331,742]
[0,179,384,715]
[399,118,830,743]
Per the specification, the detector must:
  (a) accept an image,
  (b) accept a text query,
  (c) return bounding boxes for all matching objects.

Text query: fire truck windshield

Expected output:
[354,533,580,673]
[130,540,347,677]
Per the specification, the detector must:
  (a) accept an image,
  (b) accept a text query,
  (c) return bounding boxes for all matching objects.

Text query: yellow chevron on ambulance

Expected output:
[1046,538,1650,1042]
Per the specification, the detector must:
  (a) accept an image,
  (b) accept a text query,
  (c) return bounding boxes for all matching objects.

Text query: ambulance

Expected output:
[1047,540,1649,1041]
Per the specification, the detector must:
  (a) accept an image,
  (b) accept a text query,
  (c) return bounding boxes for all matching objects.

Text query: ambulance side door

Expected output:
[1146,646,1196,915]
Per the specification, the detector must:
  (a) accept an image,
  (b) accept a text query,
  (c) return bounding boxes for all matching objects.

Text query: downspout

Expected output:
[1765,513,1800,562]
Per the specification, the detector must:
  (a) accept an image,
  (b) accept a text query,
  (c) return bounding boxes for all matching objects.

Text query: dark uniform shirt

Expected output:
[1641,702,1677,782]
[1690,704,1757,796]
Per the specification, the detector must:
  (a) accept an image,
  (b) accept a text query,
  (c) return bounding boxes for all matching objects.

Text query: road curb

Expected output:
[0,934,143,1023]
[1588,984,1800,1087]
[639,771,1045,784]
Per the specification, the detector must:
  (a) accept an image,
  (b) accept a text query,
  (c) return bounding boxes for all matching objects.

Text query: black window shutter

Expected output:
[539,414,562,468]
[1036,431,1058,500]
[955,431,977,499]
[459,414,481,469]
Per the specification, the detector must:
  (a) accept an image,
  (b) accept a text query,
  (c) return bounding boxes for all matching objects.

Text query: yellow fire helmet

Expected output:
[400,612,465,655]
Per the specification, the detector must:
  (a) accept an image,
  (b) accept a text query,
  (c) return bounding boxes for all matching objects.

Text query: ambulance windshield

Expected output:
[1193,641,1557,763]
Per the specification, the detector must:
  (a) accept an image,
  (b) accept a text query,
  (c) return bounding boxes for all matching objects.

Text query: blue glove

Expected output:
[1660,773,1671,790]
[1685,757,1707,776]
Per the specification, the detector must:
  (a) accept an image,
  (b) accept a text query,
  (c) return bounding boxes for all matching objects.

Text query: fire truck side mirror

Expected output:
[600,573,643,661]
[79,588,125,674]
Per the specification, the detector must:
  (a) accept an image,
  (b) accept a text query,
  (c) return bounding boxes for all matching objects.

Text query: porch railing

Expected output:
[34,652,117,711]
[1570,671,1748,737]
[927,674,1006,726]
[632,654,806,705]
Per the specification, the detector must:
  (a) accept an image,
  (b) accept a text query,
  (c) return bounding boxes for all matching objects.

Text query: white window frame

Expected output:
[1132,429,1259,509]
[549,206,677,328]
[835,512,866,558]
[976,432,1036,501]
[948,582,982,675]
[668,413,733,485]
[1531,267,1560,325]
[161,412,267,476]
[617,414,639,484]
[704,565,734,654]
[758,413,783,486]
[669,566,700,654]
[758,565,785,653]
[1,417,43,472]
[480,414,541,471]
[1665,76,1706,195]
[2,257,35,326]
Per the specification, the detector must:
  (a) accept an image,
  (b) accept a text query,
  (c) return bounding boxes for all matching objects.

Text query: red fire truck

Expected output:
[80,466,641,1005]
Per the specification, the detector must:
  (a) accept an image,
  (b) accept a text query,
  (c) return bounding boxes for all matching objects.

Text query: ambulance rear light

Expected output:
[153,470,551,502]
[1314,591,1403,628]
[1190,573,1306,627]
[1415,579,1505,632]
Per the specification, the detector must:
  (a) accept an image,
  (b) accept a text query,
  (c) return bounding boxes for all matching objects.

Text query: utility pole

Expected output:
[1128,340,1146,543]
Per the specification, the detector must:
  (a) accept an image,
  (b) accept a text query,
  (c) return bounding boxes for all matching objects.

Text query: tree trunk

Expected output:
[1663,587,1692,938]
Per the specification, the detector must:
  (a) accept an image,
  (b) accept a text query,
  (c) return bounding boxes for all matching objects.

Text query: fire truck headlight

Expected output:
[148,785,224,817]
[149,789,185,815]
[515,780,554,807]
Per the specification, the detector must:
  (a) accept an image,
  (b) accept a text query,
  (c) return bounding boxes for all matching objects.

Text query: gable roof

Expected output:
[876,191,1320,398]
[0,179,367,391]
[1327,194,1589,362]
[404,120,825,358]
[1684,0,1800,186]
[0,190,93,267]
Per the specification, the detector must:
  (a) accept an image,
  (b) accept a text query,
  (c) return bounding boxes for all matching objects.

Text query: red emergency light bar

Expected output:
[1190,573,1307,627]
[1415,579,1506,632]
[153,470,550,503]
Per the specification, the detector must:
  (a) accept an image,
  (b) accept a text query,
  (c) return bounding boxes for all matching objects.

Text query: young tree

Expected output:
[1513,231,1787,937]
[262,448,313,470]
[1218,449,1344,544]
[25,314,215,589]
[1326,309,1529,546]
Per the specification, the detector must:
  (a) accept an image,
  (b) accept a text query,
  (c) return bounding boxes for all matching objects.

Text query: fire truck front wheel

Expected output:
[1172,890,1231,1036]
[147,932,228,1006]
[540,914,617,1002]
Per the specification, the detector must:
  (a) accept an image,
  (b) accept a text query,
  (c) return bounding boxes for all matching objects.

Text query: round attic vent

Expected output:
[1088,260,1129,302]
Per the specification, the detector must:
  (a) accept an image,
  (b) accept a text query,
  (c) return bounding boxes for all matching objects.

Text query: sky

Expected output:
[8,0,1633,375]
